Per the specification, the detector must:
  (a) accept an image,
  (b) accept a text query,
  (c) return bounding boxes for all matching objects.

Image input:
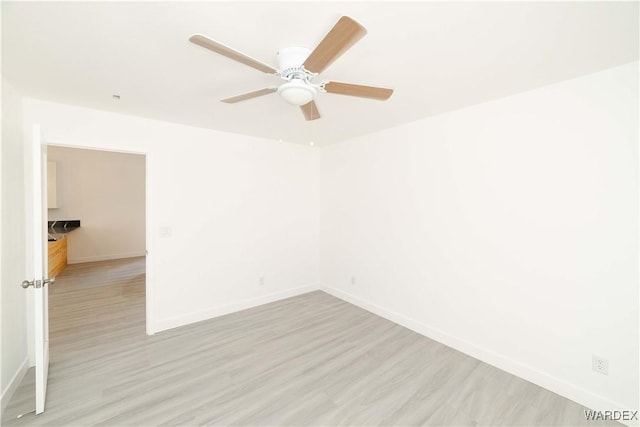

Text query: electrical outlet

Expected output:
[259,277,264,286]
[592,355,609,375]
[351,276,356,286]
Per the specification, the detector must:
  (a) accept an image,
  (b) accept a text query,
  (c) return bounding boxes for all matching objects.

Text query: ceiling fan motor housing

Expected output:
[277,47,312,72]
[277,47,317,105]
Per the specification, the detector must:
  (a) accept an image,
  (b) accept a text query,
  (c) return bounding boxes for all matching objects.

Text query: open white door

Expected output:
[22,124,52,414]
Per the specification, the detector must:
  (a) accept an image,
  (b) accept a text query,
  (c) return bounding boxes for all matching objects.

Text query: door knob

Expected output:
[21,277,55,289]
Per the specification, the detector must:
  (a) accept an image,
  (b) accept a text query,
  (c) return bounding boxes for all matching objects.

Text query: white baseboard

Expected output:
[321,285,636,426]
[68,251,146,264]
[1,357,29,413]
[153,284,319,333]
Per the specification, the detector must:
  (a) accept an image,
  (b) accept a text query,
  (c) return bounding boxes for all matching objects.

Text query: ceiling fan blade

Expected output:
[324,81,393,100]
[221,88,277,104]
[303,16,367,74]
[300,101,321,121]
[189,34,278,74]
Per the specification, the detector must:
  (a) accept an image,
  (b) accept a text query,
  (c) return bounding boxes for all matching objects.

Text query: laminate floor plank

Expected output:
[2,257,616,426]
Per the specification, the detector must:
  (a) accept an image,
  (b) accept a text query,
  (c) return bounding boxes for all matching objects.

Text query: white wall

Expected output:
[23,100,319,334]
[48,146,146,264]
[319,62,639,413]
[1,78,29,407]
[15,62,638,418]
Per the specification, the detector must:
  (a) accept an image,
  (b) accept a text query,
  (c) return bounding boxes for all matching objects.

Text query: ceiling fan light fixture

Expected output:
[278,79,316,106]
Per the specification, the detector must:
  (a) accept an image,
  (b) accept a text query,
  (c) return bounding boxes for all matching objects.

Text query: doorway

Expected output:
[46,144,148,368]
[2,143,150,421]
[46,144,147,338]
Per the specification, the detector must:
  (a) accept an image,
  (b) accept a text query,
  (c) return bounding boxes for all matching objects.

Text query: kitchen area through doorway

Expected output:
[43,144,148,406]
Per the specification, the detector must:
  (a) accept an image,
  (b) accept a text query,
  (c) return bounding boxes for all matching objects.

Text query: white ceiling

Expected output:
[3,1,638,145]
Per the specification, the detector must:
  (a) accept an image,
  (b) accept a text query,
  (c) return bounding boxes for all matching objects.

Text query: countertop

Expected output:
[48,220,80,241]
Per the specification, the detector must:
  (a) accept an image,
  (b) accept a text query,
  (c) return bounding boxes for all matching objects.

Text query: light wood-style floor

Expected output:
[3,257,617,426]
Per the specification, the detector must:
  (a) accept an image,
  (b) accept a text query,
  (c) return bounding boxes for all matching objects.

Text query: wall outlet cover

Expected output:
[592,355,609,375]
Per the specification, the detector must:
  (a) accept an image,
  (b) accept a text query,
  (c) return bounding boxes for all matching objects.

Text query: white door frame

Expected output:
[26,139,155,352]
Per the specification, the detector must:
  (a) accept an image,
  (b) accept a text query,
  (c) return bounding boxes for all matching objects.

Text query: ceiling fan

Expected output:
[189,16,393,121]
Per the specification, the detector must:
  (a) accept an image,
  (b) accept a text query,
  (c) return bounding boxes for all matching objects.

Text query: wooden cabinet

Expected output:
[48,236,67,277]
